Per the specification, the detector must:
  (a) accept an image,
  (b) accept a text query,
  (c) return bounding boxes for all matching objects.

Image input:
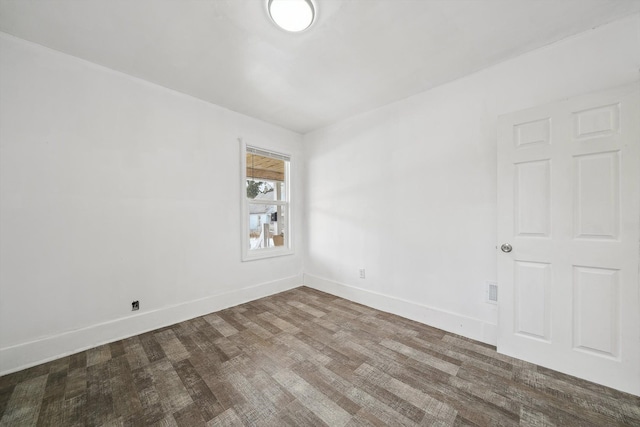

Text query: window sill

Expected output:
[242,247,294,262]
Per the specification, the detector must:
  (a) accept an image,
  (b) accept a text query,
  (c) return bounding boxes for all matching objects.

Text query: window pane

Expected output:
[246,154,286,201]
[246,180,287,201]
[248,204,287,250]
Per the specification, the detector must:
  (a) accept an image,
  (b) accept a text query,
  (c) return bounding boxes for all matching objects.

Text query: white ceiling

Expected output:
[1,1,639,134]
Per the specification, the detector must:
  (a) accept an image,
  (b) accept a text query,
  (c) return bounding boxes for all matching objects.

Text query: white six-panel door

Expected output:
[497,84,640,395]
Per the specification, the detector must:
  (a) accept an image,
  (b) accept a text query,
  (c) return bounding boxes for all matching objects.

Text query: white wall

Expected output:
[303,15,640,345]
[0,33,304,374]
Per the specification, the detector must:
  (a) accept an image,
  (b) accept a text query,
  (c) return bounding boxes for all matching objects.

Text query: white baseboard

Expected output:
[0,275,302,376]
[304,273,497,346]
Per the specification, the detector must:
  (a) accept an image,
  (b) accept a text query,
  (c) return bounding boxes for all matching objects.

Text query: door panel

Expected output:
[514,261,551,341]
[573,151,619,239]
[572,266,619,358]
[497,84,640,396]
[515,160,551,237]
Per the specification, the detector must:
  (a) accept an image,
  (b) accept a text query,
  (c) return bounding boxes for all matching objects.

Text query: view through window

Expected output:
[243,146,291,259]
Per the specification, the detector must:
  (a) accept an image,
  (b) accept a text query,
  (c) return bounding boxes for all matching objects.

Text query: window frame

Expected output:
[240,140,293,261]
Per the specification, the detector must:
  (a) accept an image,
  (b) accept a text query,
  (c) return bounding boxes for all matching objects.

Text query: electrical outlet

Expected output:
[359,269,366,279]
[132,300,139,311]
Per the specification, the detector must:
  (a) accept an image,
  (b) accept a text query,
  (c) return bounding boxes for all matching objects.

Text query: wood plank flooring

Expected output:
[1,286,639,426]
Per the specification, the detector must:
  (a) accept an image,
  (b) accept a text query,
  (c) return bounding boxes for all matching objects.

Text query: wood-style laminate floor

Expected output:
[1,287,639,426]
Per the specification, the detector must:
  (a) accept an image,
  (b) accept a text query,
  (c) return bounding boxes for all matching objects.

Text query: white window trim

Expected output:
[240,139,294,261]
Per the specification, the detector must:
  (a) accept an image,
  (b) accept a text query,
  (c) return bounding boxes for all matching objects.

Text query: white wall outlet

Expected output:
[359,269,366,279]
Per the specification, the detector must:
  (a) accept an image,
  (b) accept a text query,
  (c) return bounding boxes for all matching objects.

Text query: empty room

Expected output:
[1,0,639,425]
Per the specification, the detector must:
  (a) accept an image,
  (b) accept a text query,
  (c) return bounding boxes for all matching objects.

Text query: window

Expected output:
[241,142,292,261]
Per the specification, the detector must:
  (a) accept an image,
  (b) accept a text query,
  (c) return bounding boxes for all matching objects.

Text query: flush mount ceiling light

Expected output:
[268,0,316,32]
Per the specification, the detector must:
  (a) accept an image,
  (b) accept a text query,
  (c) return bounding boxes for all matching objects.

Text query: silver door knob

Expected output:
[501,243,512,253]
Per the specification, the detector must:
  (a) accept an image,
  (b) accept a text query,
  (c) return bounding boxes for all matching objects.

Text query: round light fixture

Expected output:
[268,0,315,32]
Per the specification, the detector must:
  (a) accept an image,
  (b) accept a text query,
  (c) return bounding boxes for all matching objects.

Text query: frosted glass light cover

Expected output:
[268,0,315,32]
